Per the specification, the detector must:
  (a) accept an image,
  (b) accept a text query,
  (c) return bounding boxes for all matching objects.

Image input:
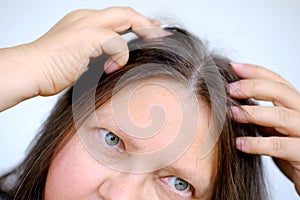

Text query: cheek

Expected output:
[44,134,110,200]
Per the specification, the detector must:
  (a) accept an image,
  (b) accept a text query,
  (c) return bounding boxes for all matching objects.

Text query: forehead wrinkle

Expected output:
[94,89,216,198]
[165,153,215,198]
[96,106,214,195]
[94,105,143,150]
[96,108,168,152]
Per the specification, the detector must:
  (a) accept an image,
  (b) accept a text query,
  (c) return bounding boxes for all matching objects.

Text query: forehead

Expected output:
[93,78,218,194]
[95,78,214,161]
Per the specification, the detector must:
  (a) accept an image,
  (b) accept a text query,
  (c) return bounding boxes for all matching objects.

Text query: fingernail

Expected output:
[236,137,244,150]
[230,62,244,68]
[230,106,239,114]
[104,59,119,74]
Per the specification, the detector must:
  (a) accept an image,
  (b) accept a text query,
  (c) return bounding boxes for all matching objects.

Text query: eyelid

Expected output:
[98,128,125,151]
[161,176,194,197]
[97,124,141,150]
[161,167,199,195]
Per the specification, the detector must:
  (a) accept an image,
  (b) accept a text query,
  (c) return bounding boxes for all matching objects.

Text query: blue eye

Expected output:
[105,131,120,146]
[174,177,189,191]
[97,128,125,155]
[163,176,192,196]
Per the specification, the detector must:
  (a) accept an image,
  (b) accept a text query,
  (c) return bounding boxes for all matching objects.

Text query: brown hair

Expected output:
[0,27,268,200]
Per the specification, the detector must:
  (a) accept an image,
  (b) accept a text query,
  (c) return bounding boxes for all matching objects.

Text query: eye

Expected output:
[105,131,120,146]
[162,176,193,196]
[98,129,124,150]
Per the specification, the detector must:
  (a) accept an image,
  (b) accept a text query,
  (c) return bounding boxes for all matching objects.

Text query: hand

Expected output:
[229,63,300,195]
[24,7,164,96]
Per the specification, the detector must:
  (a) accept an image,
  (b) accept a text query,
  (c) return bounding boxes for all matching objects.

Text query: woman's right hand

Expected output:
[0,7,165,111]
[26,7,164,96]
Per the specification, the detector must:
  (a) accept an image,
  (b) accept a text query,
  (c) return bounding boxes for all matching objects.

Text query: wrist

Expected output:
[0,44,40,110]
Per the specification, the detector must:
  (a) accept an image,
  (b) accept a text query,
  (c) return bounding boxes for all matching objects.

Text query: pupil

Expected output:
[105,132,119,146]
[175,178,188,191]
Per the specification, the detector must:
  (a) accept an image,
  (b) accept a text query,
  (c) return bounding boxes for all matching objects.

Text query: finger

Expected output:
[294,172,300,196]
[150,19,161,27]
[91,7,170,72]
[236,136,300,162]
[99,31,129,73]
[229,78,300,111]
[85,28,129,73]
[257,126,286,137]
[230,63,295,89]
[274,158,300,196]
[96,7,169,39]
[104,56,127,73]
[231,106,300,136]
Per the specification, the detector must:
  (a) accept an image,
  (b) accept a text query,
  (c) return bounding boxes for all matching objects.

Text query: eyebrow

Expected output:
[103,121,147,150]
[96,110,209,196]
[109,122,207,195]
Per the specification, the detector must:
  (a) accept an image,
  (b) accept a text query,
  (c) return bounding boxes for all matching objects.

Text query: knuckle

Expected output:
[104,7,137,25]
[66,9,92,23]
[277,81,289,92]
[274,81,289,99]
[68,9,85,18]
[275,107,290,127]
[120,7,137,20]
[104,6,122,13]
[104,36,128,54]
[113,48,129,65]
[118,41,129,53]
[246,79,258,93]
[121,6,136,14]
[107,6,136,15]
[270,137,283,154]
[115,55,129,66]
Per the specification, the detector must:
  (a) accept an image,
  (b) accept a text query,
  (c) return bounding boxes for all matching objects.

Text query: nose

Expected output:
[98,172,156,200]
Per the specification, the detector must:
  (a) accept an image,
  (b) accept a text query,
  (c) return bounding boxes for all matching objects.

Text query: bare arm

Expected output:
[0,44,39,111]
[0,7,165,112]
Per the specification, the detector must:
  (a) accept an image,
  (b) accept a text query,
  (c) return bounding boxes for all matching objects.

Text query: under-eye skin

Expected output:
[162,176,194,197]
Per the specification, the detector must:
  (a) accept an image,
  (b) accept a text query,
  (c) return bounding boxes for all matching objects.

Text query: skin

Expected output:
[0,6,299,197]
[44,81,218,200]
[0,7,167,110]
[229,63,300,195]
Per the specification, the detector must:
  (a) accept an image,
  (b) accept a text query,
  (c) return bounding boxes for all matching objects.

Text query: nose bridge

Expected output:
[98,172,153,200]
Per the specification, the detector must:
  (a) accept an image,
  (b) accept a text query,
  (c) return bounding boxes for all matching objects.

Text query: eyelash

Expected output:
[97,128,194,197]
[161,176,194,197]
[98,128,125,152]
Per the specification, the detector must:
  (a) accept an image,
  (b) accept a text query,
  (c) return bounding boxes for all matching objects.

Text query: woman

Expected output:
[0,7,300,200]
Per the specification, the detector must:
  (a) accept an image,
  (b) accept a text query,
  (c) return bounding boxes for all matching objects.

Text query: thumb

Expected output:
[101,33,129,74]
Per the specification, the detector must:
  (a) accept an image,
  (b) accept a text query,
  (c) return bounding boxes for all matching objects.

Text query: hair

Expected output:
[0,27,268,200]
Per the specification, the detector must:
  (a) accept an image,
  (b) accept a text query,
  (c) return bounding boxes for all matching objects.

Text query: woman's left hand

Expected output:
[229,63,300,196]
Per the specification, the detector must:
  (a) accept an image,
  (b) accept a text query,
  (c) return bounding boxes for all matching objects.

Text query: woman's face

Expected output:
[44,79,218,200]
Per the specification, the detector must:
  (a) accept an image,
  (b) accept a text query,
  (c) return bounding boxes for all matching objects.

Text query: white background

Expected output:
[0,0,299,199]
